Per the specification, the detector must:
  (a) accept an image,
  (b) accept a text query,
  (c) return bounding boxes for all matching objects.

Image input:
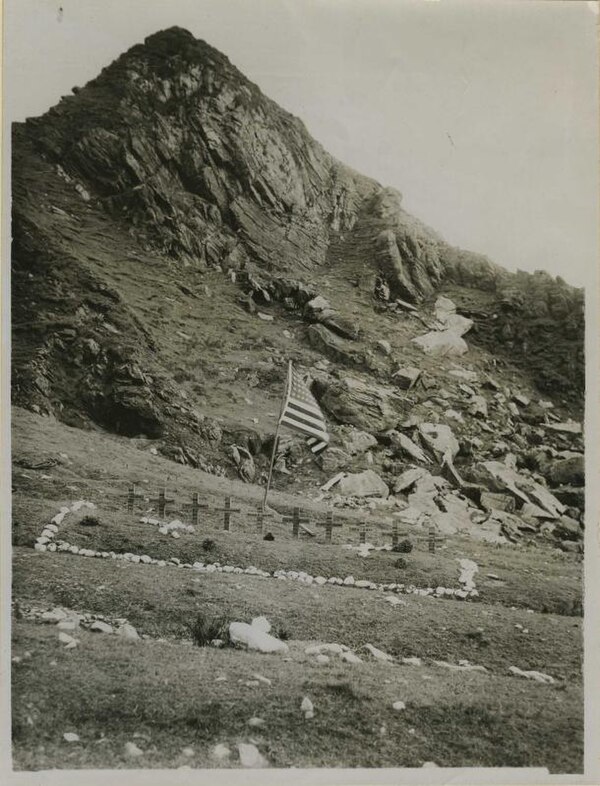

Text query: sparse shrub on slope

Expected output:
[186,612,229,647]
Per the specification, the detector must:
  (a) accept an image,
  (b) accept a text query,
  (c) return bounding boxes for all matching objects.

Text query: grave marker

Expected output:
[153,487,175,519]
[126,484,144,514]
[213,496,241,531]
[359,522,368,545]
[428,525,445,554]
[385,521,410,548]
[183,492,210,526]
[248,507,275,535]
[283,507,310,539]
[318,511,343,543]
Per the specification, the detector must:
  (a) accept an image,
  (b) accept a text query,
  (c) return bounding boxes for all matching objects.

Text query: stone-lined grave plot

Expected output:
[32,499,478,602]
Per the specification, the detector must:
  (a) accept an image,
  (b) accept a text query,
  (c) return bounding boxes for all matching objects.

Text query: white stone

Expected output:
[364,643,394,662]
[508,666,554,684]
[124,741,144,757]
[57,619,79,632]
[116,624,140,641]
[251,616,271,633]
[63,732,80,742]
[212,743,231,760]
[248,717,265,727]
[90,621,113,634]
[384,596,407,607]
[392,701,406,711]
[305,643,344,655]
[340,650,362,664]
[315,576,327,585]
[402,657,422,667]
[42,608,67,622]
[343,576,355,586]
[251,673,272,686]
[34,543,47,552]
[238,742,269,768]
[229,621,288,653]
[315,654,330,665]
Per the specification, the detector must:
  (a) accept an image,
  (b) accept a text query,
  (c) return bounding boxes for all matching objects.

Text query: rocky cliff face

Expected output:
[11,27,584,526]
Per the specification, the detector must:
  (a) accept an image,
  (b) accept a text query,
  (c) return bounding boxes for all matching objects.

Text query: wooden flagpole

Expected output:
[261,360,292,512]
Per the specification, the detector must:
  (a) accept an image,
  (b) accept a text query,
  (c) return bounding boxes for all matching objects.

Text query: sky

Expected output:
[3,0,598,286]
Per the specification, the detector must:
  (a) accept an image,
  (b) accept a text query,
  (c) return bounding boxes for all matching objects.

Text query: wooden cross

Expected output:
[282,507,310,539]
[247,506,275,535]
[126,484,145,514]
[183,492,210,526]
[213,496,241,531]
[359,522,368,545]
[318,511,343,543]
[428,525,445,554]
[386,521,409,548]
[153,487,175,519]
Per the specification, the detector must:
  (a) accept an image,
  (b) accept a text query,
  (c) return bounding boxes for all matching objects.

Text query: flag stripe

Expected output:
[281,408,327,434]
[285,402,326,429]
[286,399,323,420]
[307,439,328,455]
[281,413,328,440]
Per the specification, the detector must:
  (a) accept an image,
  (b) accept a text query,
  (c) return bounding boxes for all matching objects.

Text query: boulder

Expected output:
[228,619,289,653]
[548,455,584,487]
[337,470,389,498]
[412,297,472,356]
[90,621,113,634]
[418,423,459,462]
[307,324,357,364]
[468,395,488,418]
[319,376,397,432]
[393,467,430,494]
[552,485,584,508]
[238,743,269,768]
[321,448,352,473]
[388,431,431,464]
[554,515,582,541]
[480,492,516,514]
[546,420,582,434]
[341,428,378,456]
[479,461,565,519]
[392,366,421,390]
[412,329,468,357]
[116,623,140,641]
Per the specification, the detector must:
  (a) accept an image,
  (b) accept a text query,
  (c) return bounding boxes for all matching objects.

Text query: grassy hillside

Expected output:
[10,408,583,772]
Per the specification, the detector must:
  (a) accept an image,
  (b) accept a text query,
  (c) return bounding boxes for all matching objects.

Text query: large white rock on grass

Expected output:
[238,743,269,768]
[508,666,555,684]
[116,624,140,641]
[229,620,288,654]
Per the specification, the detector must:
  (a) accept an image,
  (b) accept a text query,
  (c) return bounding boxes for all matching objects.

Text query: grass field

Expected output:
[10,407,584,772]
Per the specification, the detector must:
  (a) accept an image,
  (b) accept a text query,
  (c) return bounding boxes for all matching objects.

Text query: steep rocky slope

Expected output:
[11,27,584,549]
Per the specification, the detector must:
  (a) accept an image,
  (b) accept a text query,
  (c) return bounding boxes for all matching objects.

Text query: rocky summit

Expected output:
[11,27,584,549]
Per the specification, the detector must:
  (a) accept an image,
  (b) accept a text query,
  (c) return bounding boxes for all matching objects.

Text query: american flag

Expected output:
[279,363,329,456]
